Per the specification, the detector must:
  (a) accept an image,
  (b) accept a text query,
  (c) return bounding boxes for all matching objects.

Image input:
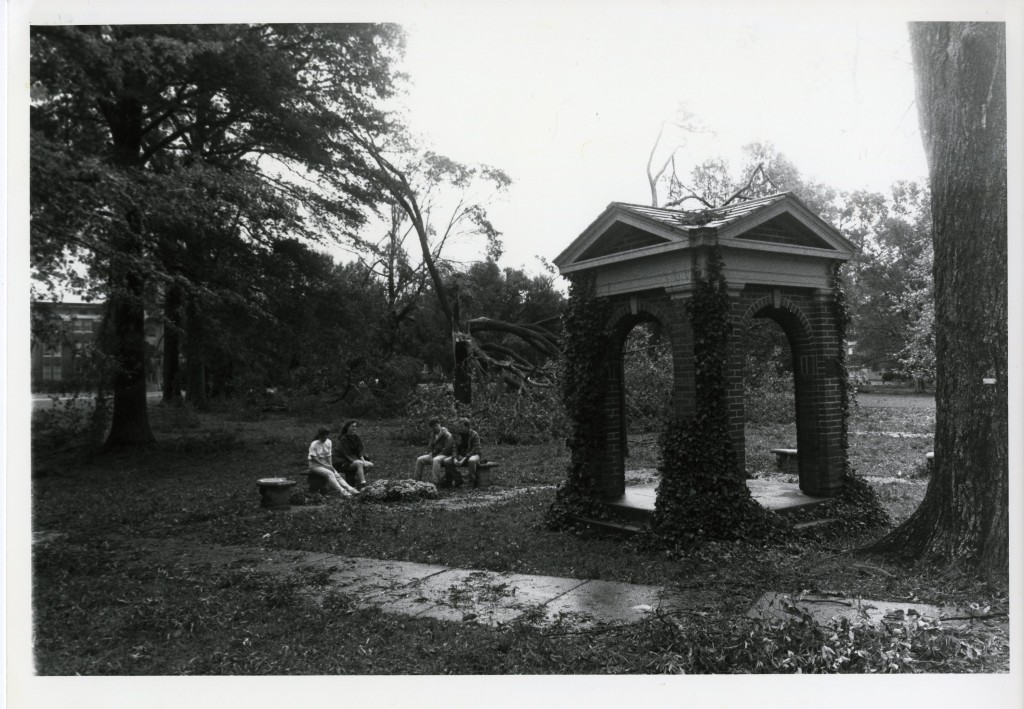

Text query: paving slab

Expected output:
[326,559,450,608]
[544,579,684,627]
[114,539,689,630]
[379,569,514,625]
[379,569,588,627]
[747,592,974,628]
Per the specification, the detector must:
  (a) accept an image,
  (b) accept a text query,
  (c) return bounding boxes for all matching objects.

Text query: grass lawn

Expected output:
[29,393,1009,675]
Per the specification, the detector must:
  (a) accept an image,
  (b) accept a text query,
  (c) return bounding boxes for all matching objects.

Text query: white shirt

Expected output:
[309,438,332,465]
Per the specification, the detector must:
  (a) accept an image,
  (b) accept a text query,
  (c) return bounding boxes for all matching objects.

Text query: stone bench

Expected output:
[306,472,330,493]
[446,460,500,488]
[769,448,799,475]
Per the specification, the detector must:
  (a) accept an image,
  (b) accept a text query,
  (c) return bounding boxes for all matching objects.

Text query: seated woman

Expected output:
[308,427,360,497]
[337,420,374,489]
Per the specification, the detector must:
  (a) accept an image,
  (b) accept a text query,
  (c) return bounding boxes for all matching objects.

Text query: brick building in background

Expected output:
[31,301,163,390]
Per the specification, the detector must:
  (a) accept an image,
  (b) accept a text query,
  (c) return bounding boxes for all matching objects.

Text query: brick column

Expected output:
[725,287,748,479]
[667,292,696,421]
[801,288,846,496]
[596,342,626,499]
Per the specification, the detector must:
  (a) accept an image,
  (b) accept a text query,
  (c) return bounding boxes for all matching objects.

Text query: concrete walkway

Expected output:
[129,539,686,629]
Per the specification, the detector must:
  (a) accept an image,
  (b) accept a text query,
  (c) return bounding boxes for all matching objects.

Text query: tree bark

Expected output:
[103,263,156,448]
[861,23,1007,576]
[184,293,209,410]
[161,283,183,404]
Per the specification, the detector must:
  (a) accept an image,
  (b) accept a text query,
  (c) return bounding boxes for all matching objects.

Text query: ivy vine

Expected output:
[546,272,613,527]
[648,247,784,547]
[831,263,852,455]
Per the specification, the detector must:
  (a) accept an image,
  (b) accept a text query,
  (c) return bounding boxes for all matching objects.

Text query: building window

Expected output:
[43,362,63,380]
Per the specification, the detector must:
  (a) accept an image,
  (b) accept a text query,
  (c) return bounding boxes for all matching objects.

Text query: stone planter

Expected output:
[257,477,297,510]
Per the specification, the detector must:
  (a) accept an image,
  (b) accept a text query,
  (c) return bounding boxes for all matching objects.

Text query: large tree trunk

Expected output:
[161,283,183,404]
[184,294,209,410]
[103,252,156,448]
[100,99,158,447]
[862,23,1007,576]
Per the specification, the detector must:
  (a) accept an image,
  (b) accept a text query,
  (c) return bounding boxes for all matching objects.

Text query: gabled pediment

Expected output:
[578,221,673,261]
[555,193,855,274]
[735,212,833,249]
[554,203,686,269]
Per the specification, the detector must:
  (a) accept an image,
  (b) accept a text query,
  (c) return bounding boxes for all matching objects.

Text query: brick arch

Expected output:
[739,294,813,344]
[729,288,844,497]
[606,298,675,341]
[592,294,692,499]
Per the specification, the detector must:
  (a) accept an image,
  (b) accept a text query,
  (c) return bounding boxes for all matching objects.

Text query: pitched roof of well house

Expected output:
[554,192,855,273]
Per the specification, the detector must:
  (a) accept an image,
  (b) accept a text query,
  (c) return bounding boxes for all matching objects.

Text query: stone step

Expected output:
[603,500,654,524]
[573,516,645,536]
[792,517,839,532]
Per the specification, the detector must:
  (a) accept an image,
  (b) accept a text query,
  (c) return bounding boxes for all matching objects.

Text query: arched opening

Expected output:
[597,302,684,500]
[742,318,797,477]
[738,301,817,491]
[621,321,673,483]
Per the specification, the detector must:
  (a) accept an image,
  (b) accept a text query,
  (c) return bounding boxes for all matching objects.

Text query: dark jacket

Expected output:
[337,433,365,465]
[453,429,481,460]
[428,426,453,456]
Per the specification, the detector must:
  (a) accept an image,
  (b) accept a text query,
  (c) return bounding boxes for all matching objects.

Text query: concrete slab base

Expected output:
[605,477,828,521]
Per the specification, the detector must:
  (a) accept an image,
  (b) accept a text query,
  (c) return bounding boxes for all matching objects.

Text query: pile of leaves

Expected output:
[359,478,439,503]
[640,601,1006,673]
[786,471,894,540]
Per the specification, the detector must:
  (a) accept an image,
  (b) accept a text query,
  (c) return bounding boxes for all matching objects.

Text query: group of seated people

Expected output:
[307,420,373,498]
[414,417,485,488]
[306,417,485,496]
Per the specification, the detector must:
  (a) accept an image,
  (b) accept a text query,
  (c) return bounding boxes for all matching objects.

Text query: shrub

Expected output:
[622,325,673,434]
[396,376,567,446]
[471,374,568,445]
[651,602,997,673]
[882,370,911,383]
[396,383,461,444]
[359,478,439,502]
[31,392,111,455]
[744,349,795,424]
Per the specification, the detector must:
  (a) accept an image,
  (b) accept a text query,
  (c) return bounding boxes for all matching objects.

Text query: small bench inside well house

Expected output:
[770,448,799,475]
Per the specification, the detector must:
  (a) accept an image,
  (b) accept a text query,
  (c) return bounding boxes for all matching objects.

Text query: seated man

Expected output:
[443,417,483,488]
[414,417,452,485]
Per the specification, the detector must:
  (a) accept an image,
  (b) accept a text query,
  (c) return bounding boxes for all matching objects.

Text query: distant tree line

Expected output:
[30,24,565,448]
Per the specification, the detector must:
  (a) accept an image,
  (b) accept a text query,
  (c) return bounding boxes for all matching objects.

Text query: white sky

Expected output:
[395,6,929,272]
